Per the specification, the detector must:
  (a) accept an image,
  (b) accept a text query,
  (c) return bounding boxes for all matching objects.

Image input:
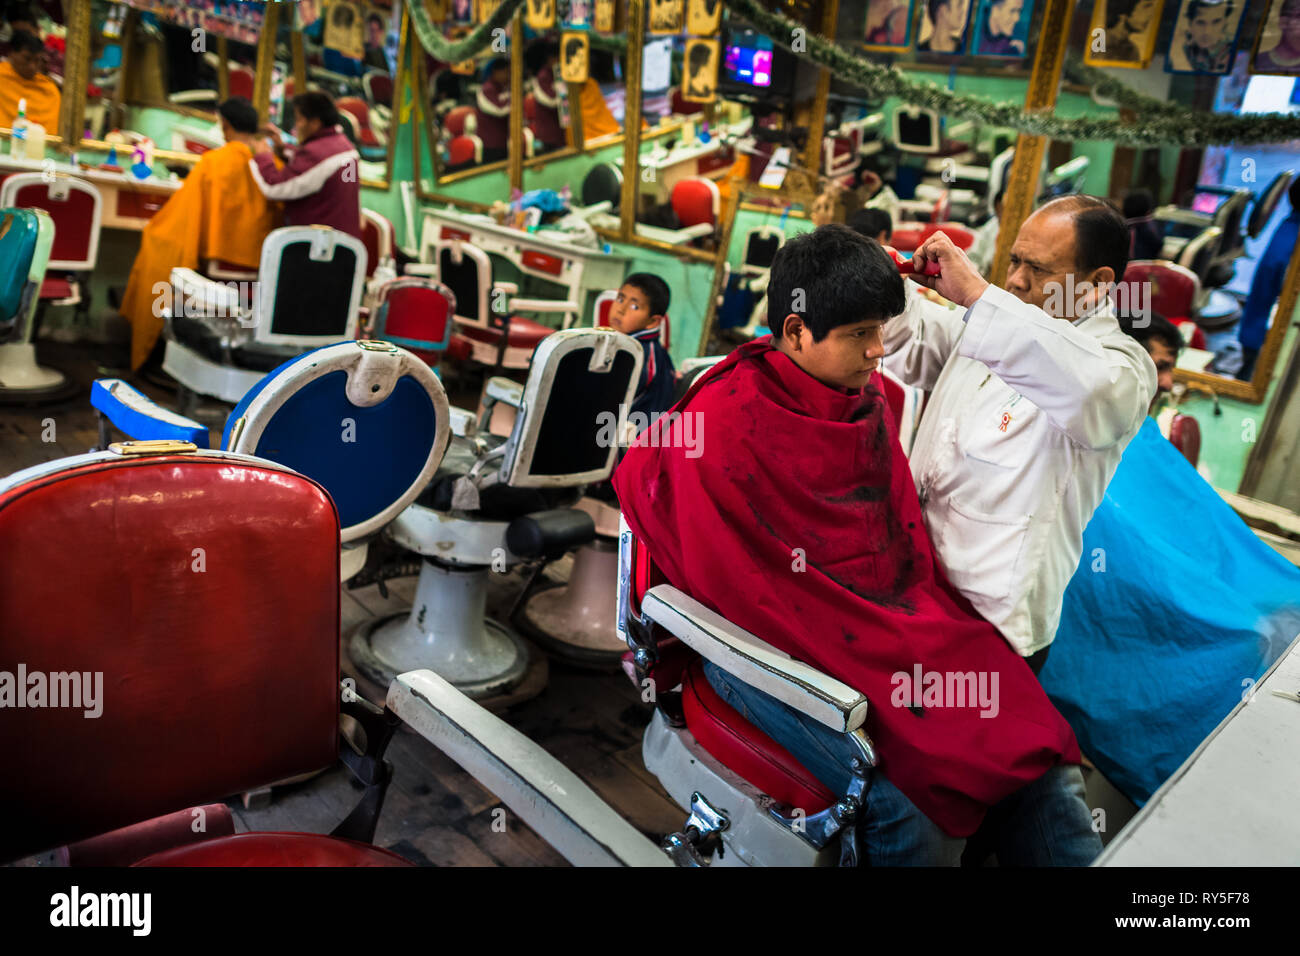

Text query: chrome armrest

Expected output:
[633,222,714,246]
[640,584,869,735]
[387,669,672,867]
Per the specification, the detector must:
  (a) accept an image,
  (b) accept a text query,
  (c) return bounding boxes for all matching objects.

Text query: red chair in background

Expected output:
[1168,413,1201,468]
[0,173,102,310]
[446,134,482,169]
[1120,260,1207,349]
[888,221,975,254]
[368,277,458,370]
[338,96,386,156]
[442,104,477,138]
[670,88,705,116]
[364,70,394,106]
[361,209,396,278]
[671,177,720,230]
[0,448,409,867]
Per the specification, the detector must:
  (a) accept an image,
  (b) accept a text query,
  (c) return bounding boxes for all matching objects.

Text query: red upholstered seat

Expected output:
[133,832,414,867]
[39,276,76,300]
[457,315,554,348]
[671,177,718,229]
[1169,413,1201,467]
[681,659,835,813]
[889,222,975,253]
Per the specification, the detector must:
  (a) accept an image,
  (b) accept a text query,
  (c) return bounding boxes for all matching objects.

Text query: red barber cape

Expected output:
[613,337,1080,837]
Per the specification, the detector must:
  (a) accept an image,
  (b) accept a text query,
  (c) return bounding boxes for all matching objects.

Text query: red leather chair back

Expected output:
[447,134,480,167]
[1169,413,1201,467]
[444,105,475,137]
[670,88,705,116]
[8,178,100,269]
[229,67,255,100]
[366,72,394,106]
[0,452,342,862]
[670,177,717,228]
[1121,261,1198,322]
[374,278,456,364]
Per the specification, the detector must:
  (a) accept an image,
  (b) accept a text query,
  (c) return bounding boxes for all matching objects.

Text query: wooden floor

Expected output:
[4,343,687,867]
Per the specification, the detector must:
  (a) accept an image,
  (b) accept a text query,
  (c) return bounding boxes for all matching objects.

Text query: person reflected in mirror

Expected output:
[474,56,511,163]
[1238,176,1300,379]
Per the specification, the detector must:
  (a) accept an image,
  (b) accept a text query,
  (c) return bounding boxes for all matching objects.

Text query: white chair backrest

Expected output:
[254,225,367,347]
[499,328,643,488]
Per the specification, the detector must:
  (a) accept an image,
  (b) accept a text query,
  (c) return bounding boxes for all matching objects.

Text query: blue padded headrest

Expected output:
[225,345,442,537]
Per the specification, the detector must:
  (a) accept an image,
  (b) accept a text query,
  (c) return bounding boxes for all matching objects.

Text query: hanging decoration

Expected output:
[407,0,1300,146]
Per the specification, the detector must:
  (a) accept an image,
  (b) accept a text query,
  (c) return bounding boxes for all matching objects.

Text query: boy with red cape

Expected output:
[613,225,1100,865]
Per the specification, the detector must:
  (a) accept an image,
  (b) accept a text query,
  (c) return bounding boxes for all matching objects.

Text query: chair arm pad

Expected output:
[508,297,580,315]
[505,507,595,559]
[403,263,439,278]
[387,670,672,867]
[169,267,246,318]
[90,379,210,448]
[633,222,714,245]
[484,376,524,408]
[640,584,868,734]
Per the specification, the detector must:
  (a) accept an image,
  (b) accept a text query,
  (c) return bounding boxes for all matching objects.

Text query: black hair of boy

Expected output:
[847,207,893,241]
[1117,309,1182,357]
[767,224,905,341]
[623,272,670,319]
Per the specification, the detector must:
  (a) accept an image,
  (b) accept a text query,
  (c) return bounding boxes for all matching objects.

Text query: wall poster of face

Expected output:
[1166,0,1246,74]
[682,37,719,102]
[917,0,974,54]
[971,0,1035,58]
[1084,0,1166,69]
[560,30,591,82]
[1251,0,1300,75]
[649,0,683,34]
[864,0,915,51]
[687,0,722,36]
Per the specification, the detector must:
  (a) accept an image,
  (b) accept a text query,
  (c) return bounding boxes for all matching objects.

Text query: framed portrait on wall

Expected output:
[526,0,556,30]
[479,0,503,22]
[682,37,719,102]
[864,0,916,51]
[1251,0,1300,75]
[917,0,974,54]
[971,0,1035,57]
[563,0,592,28]
[1084,0,1166,69]
[560,30,591,82]
[687,0,723,36]
[324,0,365,61]
[449,0,473,23]
[649,0,683,34]
[1166,0,1246,74]
[594,0,616,31]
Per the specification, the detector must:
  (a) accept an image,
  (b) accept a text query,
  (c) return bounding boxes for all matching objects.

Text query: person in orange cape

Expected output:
[613,225,1100,865]
[0,30,59,130]
[120,97,282,370]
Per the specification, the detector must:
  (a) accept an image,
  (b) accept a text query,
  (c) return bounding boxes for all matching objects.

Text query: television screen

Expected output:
[1191,190,1229,215]
[724,34,774,87]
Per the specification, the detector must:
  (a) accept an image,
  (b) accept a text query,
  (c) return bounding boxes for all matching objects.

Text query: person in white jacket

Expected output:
[883,195,1157,673]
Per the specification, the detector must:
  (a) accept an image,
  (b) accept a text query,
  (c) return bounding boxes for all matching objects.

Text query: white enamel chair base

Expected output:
[642,710,836,867]
[348,558,531,700]
[0,343,68,395]
[518,538,625,664]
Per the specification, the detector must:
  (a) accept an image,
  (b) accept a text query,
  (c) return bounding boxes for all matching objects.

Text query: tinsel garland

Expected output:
[407,0,1300,146]
[408,0,527,63]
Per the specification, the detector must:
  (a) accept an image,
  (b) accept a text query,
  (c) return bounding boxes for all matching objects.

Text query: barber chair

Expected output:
[446,134,484,170]
[443,104,478,139]
[1175,226,1243,332]
[668,177,720,238]
[367,277,459,372]
[889,221,976,254]
[347,328,642,701]
[364,70,394,107]
[575,162,623,217]
[383,518,878,866]
[741,225,783,274]
[415,237,576,371]
[361,208,396,279]
[1119,260,1206,349]
[0,207,70,401]
[1162,411,1201,468]
[338,96,387,161]
[0,173,102,317]
[0,444,411,867]
[91,339,452,583]
[162,225,366,405]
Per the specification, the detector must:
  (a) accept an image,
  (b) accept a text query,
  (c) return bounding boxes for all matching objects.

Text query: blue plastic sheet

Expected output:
[1040,417,1300,805]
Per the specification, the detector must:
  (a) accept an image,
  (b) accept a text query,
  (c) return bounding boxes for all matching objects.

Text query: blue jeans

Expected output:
[701,660,1101,866]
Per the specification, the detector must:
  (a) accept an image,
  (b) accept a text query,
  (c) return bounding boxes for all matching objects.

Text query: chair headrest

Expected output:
[224,341,452,542]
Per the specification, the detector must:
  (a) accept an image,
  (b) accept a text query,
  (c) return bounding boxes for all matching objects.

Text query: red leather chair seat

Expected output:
[40,276,75,300]
[133,832,414,867]
[457,315,553,348]
[681,659,835,813]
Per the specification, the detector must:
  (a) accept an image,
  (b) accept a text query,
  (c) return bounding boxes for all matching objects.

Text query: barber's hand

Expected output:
[910,232,989,308]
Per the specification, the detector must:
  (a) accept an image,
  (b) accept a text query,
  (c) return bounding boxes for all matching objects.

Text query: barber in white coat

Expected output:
[884,195,1157,673]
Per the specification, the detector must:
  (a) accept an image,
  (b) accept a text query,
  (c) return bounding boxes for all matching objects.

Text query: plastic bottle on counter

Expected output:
[10,99,29,160]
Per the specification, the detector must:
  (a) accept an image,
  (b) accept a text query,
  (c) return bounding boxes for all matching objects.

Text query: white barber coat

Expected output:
[883,282,1157,656]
